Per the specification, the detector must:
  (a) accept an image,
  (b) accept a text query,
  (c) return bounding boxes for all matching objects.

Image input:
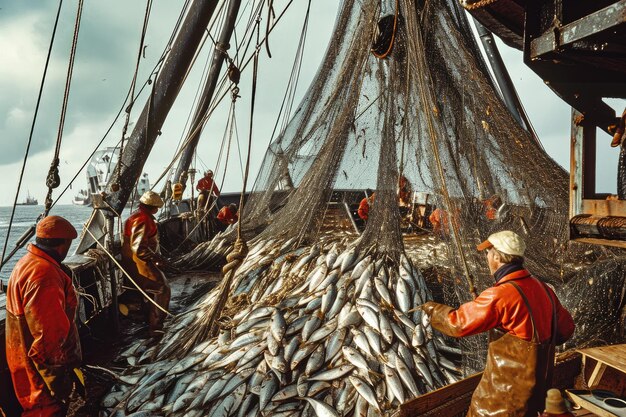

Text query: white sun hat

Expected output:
[139,190,164,208]
[476,230,526,256]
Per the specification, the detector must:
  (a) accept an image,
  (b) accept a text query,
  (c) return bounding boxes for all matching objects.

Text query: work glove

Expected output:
[419,301,461,337]
[35,364,74,403]
[420,301,438,316]
[72,367,86,398]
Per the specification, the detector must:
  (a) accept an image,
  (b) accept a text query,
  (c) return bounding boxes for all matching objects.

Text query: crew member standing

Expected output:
[217,203,238,225]
[196,170,220,212]
[121,191,170,334]
[6,216,82,417]
[421,231,575,417]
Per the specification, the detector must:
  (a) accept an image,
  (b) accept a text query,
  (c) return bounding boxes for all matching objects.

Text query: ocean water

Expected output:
[0,205,94,284]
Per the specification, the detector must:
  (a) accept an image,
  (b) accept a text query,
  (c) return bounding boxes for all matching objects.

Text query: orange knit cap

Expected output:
[36,216,78,239]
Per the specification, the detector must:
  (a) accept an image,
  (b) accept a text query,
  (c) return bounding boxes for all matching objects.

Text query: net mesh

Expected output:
[175,0,626,375]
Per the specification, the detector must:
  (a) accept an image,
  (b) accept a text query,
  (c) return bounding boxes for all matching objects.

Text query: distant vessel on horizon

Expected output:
[16,191,38,206]
[72,189,91,206]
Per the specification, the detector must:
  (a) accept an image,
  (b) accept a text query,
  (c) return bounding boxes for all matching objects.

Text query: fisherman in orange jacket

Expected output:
[121,191,170,334]
[217,203,238,225]
[358,191,375,221]
[6,216,82,417]
[421,231,575,417]
[428,207,449,236]
[196,170,220,212]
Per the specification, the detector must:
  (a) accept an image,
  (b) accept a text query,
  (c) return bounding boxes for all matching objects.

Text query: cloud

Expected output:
[2,1,617,209]
[0,1,340,206]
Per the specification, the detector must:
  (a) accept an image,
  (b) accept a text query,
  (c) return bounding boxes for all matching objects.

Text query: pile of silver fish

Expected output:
[102,236,463,417]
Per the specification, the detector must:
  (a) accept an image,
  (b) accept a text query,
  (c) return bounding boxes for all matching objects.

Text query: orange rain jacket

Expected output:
[429,269,575,343]
[122,205,162,277]
[428,208,449,235]
[5,244,81,416]
[121,205,170,331]
[196,176,220,197]
[217,206,238,225]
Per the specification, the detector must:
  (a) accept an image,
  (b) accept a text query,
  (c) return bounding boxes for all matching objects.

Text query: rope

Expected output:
[193,17,261,343]
[83,227,173,316]
[0,0,64,268]
[116,0,154,189]
[209,237,249,335]
[265,0,275,58]
[237,17,261,241]
[268,0,311,145]
[43,0,85,215]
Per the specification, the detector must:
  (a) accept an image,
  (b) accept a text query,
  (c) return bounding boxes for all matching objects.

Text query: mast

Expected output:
[173,0,242,188]
[473,19,531,132]
[104,0,222,213]
[76,0,221,253]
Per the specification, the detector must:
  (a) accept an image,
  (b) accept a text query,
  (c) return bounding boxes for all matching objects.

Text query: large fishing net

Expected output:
[186,0,625,370]
[104,0,626,415]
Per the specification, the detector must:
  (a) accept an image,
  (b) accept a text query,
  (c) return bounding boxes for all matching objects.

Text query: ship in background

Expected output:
[72,146,151,207]
[15,192,38,206]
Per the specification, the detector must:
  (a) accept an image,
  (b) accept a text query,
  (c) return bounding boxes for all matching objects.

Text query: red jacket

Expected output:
[5,244,81,415]
[428,208,449,234]
[196,177,220,196]
[217,206,238,225]
[441,269,574,343]
[358,194,375,221]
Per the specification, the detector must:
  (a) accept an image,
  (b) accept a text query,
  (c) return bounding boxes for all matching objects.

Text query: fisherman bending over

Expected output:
[6,216,83,416]
[217,203,238,225]
[196,170,220,212]
[121,191,170,335]
[421,230,575,417]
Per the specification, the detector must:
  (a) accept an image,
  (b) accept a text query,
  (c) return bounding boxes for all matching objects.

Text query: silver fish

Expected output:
[349,376,380,411]
[302,397,340,417]
[309,364,355,381]
[270,310,287,341]
[384,364,405,403]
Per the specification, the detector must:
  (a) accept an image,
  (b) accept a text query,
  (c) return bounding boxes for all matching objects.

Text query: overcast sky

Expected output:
[0,0,622,208]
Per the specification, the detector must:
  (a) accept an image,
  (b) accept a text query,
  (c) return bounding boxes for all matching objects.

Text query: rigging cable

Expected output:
[268,0,311,145]
[206,15,262,340]
[43,0,85,216]
[5,0,192,231]
[115,0,154,192]
[1,0,65,268]
[150,0,298,190]
[170,87,241,252]
[0,0,191,272]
